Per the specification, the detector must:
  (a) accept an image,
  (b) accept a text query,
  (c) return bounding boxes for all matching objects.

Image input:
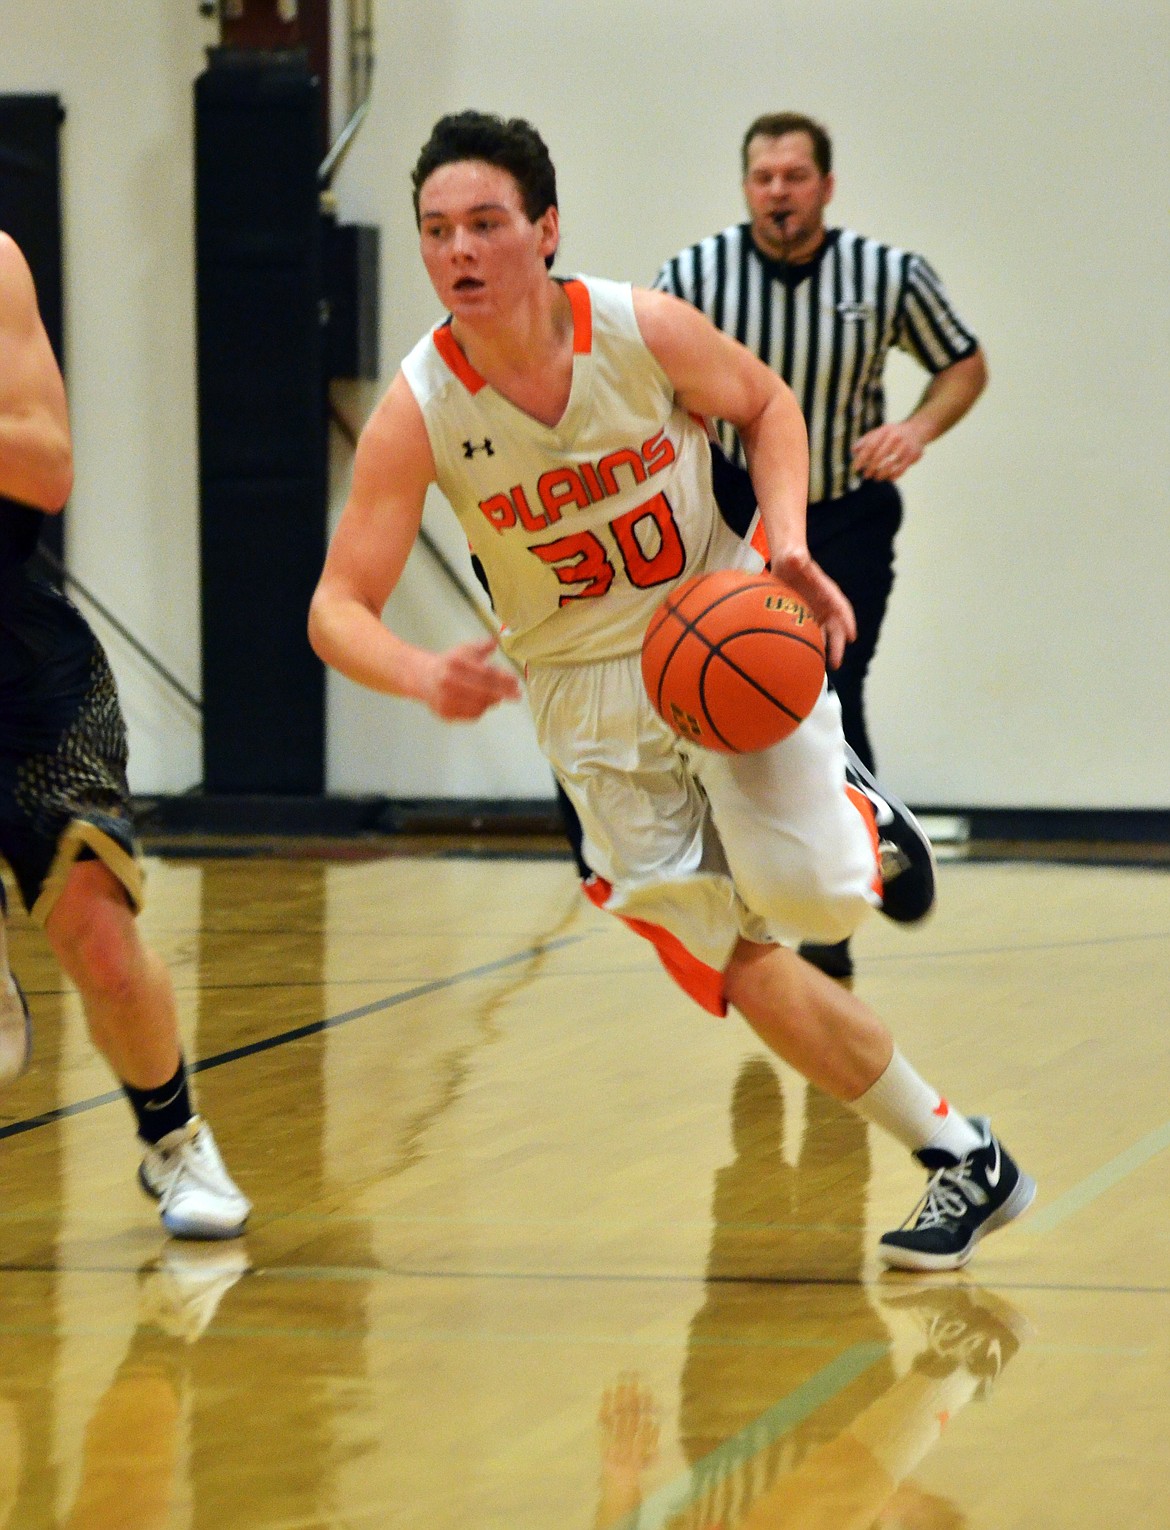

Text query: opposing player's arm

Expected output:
[632,287,856,664]
[0,233,72,512]
[308,373,521,720]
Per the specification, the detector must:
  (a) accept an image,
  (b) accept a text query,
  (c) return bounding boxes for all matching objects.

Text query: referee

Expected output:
[655,111,987,979]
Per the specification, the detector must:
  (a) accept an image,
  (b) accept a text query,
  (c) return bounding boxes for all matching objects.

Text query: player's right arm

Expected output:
[0,232,72,512]
[308,372,521,721]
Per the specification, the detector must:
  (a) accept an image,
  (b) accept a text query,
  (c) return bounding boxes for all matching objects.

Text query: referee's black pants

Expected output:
[806,479,903,775]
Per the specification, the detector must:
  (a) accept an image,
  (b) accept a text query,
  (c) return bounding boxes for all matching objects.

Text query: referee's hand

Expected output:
[852,420,925,481]
[769,550,856,670]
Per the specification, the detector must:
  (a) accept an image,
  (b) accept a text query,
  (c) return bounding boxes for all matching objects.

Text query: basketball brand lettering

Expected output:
[477,429,676,533]
[764,595,811,624]
[669,702,703,740]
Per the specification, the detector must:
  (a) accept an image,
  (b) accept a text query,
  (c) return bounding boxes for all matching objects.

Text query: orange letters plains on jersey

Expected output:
[477,431,677,535]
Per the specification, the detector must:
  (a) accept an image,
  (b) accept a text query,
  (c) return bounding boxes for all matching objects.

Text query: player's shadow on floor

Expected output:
[701,1054,873,1285]
[676,1057,897,1482]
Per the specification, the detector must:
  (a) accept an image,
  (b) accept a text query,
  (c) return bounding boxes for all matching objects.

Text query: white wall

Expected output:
[5,1,1168,807]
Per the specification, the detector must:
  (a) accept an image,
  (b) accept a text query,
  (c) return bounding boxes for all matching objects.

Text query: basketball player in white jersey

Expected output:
[309,111,1034,1270]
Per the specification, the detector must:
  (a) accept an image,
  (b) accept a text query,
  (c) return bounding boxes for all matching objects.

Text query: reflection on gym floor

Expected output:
[594,1058,1028,1529]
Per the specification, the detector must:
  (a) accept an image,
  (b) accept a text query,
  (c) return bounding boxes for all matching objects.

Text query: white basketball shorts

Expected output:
[526,653,881,1015]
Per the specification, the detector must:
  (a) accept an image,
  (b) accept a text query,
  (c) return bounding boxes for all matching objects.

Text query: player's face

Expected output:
[417,160,559,322]
[743,132,834,262]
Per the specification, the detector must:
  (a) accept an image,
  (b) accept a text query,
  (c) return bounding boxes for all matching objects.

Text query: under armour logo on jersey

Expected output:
[462,438,494,458]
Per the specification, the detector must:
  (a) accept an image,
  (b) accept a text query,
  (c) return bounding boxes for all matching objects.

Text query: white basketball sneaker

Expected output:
[0,971,32,1087]
[138,1115,251,1240]
[1,879,32,1087]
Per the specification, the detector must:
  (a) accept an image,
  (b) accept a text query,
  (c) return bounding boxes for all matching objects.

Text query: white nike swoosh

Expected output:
[144,1082,186,1112]
[986,1139,1002,1189]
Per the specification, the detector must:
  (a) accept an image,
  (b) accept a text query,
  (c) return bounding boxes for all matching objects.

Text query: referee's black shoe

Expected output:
[878,1117,1036,1272]
[797,938,854,980]
[845,746,936,924]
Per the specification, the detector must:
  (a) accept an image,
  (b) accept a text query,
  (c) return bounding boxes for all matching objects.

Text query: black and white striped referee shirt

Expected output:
[654,225,978,504]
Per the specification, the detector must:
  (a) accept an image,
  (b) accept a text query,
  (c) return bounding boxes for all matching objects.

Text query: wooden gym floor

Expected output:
[2,842,1169,1528]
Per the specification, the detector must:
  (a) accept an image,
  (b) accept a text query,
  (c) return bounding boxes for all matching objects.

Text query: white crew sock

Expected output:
[851,1048,983,1158]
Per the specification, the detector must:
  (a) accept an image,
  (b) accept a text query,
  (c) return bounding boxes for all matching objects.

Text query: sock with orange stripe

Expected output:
[850,1048,983,1158]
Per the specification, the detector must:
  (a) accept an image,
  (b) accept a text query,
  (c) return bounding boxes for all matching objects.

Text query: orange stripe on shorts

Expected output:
[583,875,727,1017]
[845,783,883,899]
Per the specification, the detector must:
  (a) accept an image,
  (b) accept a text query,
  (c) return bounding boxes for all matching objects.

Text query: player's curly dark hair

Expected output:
[411,111,558,226]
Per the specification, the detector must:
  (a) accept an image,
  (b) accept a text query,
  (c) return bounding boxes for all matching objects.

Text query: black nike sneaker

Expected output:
[878,1117,1036,1271]
[844,745,936,924]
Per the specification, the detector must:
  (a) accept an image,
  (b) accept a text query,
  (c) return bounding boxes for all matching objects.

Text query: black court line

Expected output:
[2,1261,1170,1302]
[0,934,587,1143]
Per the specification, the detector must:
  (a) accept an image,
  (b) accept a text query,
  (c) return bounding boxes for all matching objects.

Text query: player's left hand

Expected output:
[769,549,856,669]
[418,636,523,720]
[852,419,926,481]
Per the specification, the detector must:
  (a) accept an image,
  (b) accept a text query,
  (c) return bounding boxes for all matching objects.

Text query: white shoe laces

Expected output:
[879,841,911,880]
[149,1120,241,1206]
[905,1159,989,1231]
[167,1130,227,1195]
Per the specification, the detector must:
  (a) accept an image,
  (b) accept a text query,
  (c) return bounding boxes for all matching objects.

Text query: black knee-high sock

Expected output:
[123,1058,193,1145]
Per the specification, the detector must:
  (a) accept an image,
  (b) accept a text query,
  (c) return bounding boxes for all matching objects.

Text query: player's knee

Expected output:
[742,863,869,946]
[48,902,139,1006]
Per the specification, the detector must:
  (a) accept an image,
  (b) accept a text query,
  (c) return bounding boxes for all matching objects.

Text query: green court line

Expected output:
[610,1342,888,1530]
[1026,1118,1170,1235]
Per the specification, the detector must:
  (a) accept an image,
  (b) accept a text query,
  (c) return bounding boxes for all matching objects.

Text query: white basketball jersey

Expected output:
[400,276,742,667]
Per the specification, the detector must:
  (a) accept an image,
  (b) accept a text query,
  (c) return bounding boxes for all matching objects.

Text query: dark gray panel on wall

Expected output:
[195,50,326,794]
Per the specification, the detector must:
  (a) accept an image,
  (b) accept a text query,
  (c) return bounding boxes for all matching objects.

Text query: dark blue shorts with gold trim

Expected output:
[0,574,143,925]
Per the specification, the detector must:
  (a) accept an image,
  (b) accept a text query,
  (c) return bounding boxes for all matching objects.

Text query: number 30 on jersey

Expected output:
[528,492,685,604]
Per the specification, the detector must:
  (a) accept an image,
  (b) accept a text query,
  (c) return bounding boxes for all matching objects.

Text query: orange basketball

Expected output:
[641,569,825,753]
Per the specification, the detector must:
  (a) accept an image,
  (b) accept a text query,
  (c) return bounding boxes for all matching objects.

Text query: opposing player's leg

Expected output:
[45,858,178,1084]
[43,857,250,1240]
[1,609,249,1239]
